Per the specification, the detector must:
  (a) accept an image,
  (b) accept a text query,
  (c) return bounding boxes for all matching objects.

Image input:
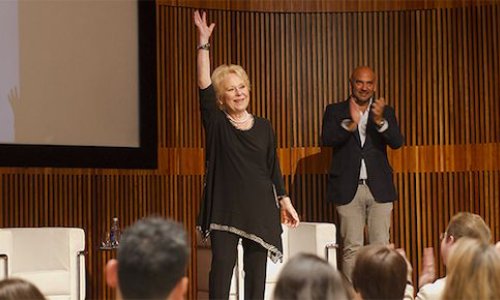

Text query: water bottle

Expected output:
[109,217,121,247]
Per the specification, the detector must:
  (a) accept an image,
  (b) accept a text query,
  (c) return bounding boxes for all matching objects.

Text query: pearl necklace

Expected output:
[225,111,252,124]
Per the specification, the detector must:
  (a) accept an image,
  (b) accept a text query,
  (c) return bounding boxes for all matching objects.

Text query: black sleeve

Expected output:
[267,122,286,196]
[321,104,354,147]
[199,85,219,129]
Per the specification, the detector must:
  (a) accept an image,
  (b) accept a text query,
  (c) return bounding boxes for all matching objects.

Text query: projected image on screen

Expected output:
[0,1,17,142]
[0,0,139,147]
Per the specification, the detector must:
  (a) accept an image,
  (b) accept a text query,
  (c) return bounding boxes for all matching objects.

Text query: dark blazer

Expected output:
[321,99,403,205]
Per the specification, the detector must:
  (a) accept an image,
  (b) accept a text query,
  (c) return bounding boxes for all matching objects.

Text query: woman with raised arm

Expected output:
[194,10,300,300]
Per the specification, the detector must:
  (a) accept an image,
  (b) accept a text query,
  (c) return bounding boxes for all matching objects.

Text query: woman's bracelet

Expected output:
[197,42,210,51]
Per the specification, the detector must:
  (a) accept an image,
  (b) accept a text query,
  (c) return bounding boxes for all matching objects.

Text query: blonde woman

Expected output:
[411,212,492,300]
[194,10,299,299]
[442,238,500,300]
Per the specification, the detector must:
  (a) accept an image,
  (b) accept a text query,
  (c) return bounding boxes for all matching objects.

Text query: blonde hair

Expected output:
[211,64,251,99]
[442,238,500,300]
[446,212,491,243]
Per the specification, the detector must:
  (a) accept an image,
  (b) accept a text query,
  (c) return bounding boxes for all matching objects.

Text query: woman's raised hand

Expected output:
[194,10,214,88]
[194,10,215,45]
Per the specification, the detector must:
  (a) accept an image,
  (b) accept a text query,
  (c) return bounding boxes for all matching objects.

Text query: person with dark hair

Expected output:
[105,217,189,300]
[194,10,300,300]
[352,244,407,300]
[0,278,46,300]
[273,253,348,300]
[322,66,403,281]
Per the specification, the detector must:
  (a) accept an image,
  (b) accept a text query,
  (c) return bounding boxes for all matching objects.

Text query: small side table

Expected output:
[95,245,119,299]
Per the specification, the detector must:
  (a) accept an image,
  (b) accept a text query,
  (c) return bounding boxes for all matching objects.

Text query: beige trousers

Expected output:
[336,183,393,281]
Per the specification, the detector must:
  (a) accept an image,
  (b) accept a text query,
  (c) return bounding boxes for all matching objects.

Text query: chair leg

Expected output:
[0,254,8,279]
[77,251,85,300]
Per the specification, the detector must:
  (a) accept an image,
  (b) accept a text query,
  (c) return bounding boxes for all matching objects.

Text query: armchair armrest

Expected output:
[77,250,86,300]
[0,254,8,279]
[0,230,13,280]
[325,241,338,268]
[288,222,337,268]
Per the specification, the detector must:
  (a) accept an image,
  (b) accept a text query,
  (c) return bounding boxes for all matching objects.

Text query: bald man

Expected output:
[321,66,404,281]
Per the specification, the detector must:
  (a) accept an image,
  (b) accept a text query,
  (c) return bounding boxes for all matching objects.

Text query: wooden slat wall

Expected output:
[0,1,499,299]
[158,1,500,291]
[163,0,497,13]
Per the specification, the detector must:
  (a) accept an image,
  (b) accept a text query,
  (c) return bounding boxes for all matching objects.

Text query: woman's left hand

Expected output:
[279,196,300,228]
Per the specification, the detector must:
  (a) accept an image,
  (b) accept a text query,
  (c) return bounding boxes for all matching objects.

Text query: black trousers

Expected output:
[209,230,268,300]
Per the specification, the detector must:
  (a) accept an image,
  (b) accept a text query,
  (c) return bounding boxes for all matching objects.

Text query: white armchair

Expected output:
[196,222,337,300]
[264,222,337,299]
[0,227,86,300]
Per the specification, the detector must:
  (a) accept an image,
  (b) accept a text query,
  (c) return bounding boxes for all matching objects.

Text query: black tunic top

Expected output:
[197,85,285,262]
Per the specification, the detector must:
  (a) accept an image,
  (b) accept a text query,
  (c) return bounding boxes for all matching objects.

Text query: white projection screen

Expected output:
[0,0,157,168]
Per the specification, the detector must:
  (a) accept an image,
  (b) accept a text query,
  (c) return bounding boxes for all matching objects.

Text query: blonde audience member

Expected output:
[442,238,500,300]
[352,244,407,300]
[273,253,348,300]
[0,278,46,300]
[407,212,492,300]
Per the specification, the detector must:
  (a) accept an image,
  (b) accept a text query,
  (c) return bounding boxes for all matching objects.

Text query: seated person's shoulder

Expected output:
[416,277,446,300]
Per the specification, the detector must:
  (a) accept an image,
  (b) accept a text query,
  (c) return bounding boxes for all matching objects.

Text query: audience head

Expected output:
[105,217,190,300]
[352,245,407,300]
[273,253,348,300]
[442,238,500,300]
[441,212,491,264]
[0,278,46,300]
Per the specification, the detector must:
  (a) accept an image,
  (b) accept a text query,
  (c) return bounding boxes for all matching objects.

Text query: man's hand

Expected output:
[349,97,362,124]
[371,97,386,124]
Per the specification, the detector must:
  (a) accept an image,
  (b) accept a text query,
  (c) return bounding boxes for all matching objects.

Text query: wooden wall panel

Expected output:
[156,2,500,294]
[0,171,200,299]
[0,1,499,299]
[162,0,497,13]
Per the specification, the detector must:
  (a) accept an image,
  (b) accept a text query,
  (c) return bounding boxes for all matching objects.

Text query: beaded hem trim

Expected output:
[199,223,283,263]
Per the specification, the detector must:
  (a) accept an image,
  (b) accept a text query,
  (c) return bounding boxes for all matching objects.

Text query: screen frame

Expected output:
[0,0,157,169]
